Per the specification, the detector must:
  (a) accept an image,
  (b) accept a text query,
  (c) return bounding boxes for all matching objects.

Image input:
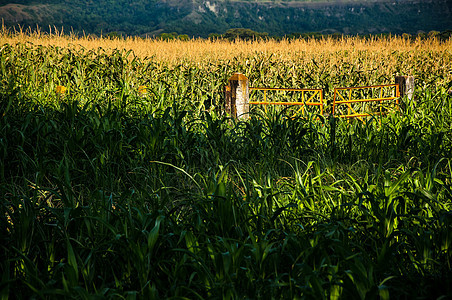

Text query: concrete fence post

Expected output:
[395,76,415,102]
[225,73,249,119]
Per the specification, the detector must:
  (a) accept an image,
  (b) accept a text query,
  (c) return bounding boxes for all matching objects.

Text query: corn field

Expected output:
[1,31,452,299]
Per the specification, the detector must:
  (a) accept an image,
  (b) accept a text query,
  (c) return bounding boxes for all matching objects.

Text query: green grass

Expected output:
[1,43,452,299]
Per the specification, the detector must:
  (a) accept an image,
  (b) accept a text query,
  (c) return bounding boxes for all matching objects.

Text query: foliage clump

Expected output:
[0,39,452,298]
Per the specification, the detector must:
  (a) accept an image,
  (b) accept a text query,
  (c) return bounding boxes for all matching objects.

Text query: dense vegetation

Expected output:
[1,0,452,37]
[0,38,451,298]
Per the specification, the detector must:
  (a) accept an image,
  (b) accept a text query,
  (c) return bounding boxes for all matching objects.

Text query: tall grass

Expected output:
[1,33,452,298]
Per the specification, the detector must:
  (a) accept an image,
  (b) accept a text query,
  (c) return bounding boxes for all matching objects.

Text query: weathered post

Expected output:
[225,73,249,119]
[395,76,415,102]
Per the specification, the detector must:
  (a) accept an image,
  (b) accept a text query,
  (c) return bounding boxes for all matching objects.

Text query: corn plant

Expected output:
[1,36,452,299]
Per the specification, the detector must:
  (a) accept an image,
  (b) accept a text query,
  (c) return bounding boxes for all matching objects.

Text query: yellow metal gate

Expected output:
[249,87,324,117]
[332,84,400,119]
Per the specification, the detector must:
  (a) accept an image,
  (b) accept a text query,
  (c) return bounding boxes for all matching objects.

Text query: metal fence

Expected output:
[225,73,412,120]
[249,87,324,116]
[332,84,400,119]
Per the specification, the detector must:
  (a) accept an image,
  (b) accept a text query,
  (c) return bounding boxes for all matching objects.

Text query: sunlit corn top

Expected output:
[138,85,147,96]
[56,85,67,95]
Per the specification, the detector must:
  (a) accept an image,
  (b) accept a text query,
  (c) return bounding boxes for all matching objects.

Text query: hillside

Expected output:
[0,0,451,37]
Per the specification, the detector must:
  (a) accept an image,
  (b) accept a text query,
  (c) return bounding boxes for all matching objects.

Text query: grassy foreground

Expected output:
[1,35,452,299]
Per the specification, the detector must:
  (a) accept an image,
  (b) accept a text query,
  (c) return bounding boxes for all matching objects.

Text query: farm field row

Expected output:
[1,32,452,298]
